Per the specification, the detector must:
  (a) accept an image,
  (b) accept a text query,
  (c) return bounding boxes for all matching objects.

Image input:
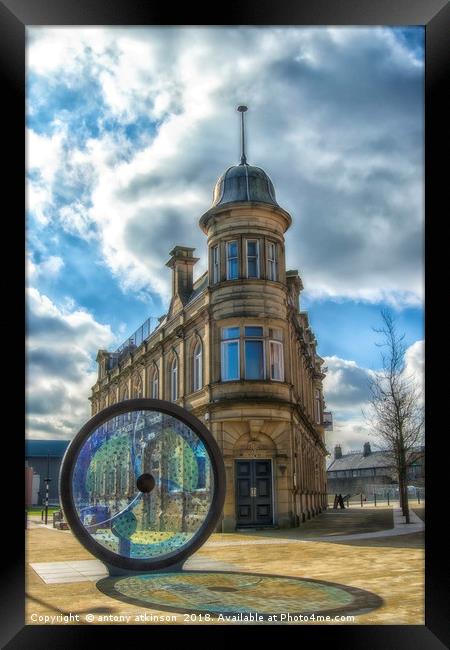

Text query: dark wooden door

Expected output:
[235,459,273,526]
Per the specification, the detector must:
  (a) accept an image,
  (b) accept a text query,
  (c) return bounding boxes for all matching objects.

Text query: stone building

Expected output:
[90,109,328,531]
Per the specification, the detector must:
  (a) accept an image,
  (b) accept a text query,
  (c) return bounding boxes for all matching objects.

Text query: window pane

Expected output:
[245,340,264,379]
[247,259,258,278]
[244,326,263,337]
[247,241,257,256]
[315,389,321,423]
[227,241,238,257]
[222,327,240,340]
[194,359,199,390]
[226,241,238,280]
[171,360,177,400]
[151,371,158,398]
[247,241,259,278]
[212,246,219,283]
[267,243,277,280]
[227,257,238,279]
[221,341,239,380]
[270,341,283,380]
[194,345,202,390]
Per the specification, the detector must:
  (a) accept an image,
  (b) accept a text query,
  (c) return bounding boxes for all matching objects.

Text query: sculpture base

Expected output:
[104,561,186,576]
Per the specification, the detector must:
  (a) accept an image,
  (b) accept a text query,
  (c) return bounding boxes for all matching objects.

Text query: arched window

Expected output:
[314,389,321,424]
[150,364,159,399]
[132,374,143,398]
[193,339,203,391]
[120,386,129,402]
[170,356,178,402]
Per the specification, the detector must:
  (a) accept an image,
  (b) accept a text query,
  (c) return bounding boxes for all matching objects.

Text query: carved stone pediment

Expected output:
[233,431,277,455]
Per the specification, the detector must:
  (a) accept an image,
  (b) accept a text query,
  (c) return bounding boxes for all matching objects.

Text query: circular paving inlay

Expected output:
[97,571,382,619]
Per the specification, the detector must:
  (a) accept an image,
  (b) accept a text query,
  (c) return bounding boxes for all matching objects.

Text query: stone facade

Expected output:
[90,155,328,532]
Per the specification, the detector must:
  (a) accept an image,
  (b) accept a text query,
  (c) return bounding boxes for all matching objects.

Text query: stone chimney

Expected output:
[96,349,110,380]
[363,442,372,457]
[334,444,342,460]
[166,246,199,305]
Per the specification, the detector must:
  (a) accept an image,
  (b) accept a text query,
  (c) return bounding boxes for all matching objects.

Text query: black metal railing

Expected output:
[109,317,157,369]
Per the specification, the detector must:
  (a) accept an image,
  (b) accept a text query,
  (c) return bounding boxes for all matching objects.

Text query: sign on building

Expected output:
[323,412,333,431]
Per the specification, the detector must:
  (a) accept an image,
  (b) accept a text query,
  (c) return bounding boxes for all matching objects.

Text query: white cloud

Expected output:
[27,254,64,280]
[26,127,66,225]
[26,26,424,309]
[26,288,116,439]
[404,338,424,396]
[323,339,424,452]
[26,27,111,76]
[26,127,64,181]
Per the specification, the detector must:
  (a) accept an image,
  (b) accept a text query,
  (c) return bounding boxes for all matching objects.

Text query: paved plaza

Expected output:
[26,504,425,625]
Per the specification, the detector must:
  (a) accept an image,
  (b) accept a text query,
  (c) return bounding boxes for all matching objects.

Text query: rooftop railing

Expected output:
[108,317,158,369]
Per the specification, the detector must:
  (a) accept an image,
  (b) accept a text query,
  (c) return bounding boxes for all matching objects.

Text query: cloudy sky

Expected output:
[26,26,424,453]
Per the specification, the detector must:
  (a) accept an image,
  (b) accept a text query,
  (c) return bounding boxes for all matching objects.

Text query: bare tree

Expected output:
[364,309,424,523]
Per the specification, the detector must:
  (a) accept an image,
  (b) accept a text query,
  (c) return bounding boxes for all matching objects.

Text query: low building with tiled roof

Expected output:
[327,442,424,497]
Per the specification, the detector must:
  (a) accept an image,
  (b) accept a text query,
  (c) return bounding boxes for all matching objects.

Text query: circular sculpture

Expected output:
[59,399,226,572]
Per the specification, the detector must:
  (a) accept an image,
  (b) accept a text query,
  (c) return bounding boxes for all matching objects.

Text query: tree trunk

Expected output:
[398,470,411,522]
[401,477,407,515]
[403,481,410,524]
[398,437,409,518]
[398,475,404,510]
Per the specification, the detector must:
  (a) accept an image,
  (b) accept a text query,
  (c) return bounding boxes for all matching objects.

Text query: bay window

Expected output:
[220,325,284,382]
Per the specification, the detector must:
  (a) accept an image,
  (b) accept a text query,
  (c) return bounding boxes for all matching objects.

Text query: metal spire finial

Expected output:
[237,105,248,165]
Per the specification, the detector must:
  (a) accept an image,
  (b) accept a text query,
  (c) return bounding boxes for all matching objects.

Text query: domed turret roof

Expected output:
[211,163,278,208]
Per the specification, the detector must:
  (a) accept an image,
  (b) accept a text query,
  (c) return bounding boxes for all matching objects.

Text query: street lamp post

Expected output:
[44,452,51,525]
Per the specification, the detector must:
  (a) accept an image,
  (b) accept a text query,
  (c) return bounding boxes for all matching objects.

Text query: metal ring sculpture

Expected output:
[59,399,226,572]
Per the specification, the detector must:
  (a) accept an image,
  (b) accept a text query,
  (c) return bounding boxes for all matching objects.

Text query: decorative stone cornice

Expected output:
[199,200,292,235]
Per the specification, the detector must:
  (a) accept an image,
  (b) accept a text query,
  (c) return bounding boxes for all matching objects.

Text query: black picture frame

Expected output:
[59,398,226,572]
[5,0,448,646]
